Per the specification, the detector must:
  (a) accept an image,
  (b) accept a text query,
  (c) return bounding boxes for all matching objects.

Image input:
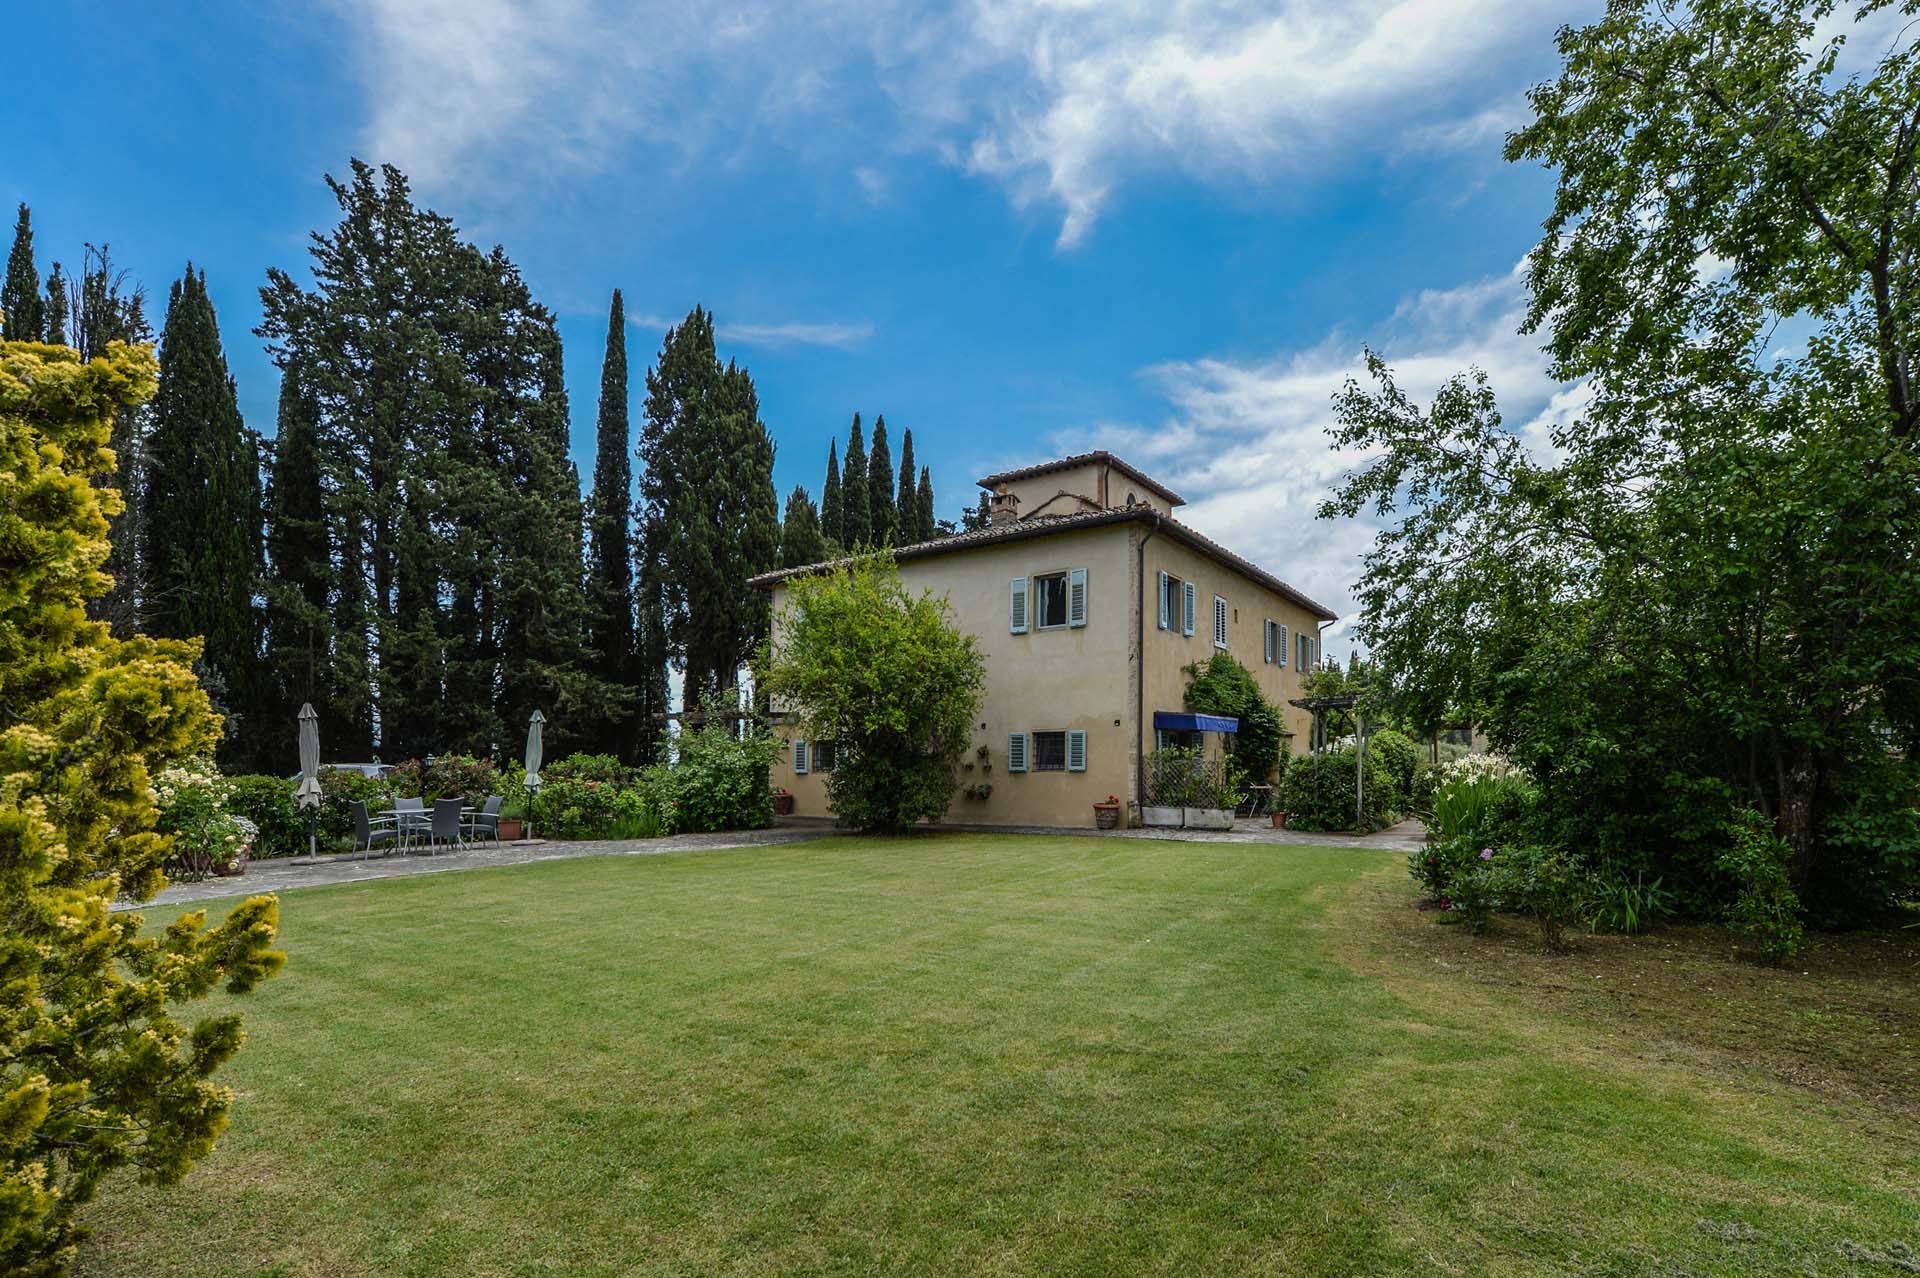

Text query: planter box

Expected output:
[1140,805,1184,828]
[772,793,795,816]
[1182,806,1234,831]
[498,818,525,841]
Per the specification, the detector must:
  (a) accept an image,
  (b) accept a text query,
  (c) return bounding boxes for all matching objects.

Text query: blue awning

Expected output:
[1153,711,1239,734]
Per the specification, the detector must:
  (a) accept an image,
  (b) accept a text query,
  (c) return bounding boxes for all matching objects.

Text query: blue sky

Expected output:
[10,0,1615,644]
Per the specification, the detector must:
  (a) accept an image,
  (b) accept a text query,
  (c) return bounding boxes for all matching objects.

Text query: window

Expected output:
[1213,595,1229,649]
[1035,573,1069,629]
[1158,572,1180,631]
[813,740,840,772]
[1157,728,1202,752]
[1264,619,1289,666]
[1031,730,1068,771]
[1007,731,1029,772]
[1183,581,1197,635]
[1296,631,1311,672]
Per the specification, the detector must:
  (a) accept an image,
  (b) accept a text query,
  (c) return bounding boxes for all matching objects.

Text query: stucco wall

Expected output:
[767,516,1329,828]
[770,525,1135,828]
[991,461,1175,520]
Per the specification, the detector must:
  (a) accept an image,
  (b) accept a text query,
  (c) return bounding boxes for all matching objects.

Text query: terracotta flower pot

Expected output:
[498,818,525,841]
[1093,803,1121,830]
[773,792,796,816]
[1270,811,1287,828]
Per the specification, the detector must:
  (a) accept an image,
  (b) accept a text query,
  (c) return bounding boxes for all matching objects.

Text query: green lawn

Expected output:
[82,836,1917,1276]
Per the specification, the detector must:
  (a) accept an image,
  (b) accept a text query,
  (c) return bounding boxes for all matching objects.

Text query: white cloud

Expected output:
[628,312,874,350]
[334,0,1590,245]
[1049,260,1573,645]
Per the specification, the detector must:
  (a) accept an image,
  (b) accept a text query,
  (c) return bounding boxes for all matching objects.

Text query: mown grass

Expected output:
[81,835,1919,1276]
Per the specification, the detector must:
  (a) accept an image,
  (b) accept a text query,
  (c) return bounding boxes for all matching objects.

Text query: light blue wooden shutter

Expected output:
[1067,729,1087,772]
[1278,623,1288,666]
[1213,596,1228,648]
[1156,571,1170,630]
[1007,731,1029,772]
[793,740,809,774]
[1182,581,1197,635]
[1263,620,1274,664]
[1009,577,1028,633]
[1068,568,1088,628]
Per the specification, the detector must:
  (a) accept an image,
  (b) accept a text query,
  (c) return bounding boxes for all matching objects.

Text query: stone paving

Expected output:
[132,815,1424,910]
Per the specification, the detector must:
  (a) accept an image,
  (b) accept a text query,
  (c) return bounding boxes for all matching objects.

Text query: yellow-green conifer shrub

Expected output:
[0,340,285,1275]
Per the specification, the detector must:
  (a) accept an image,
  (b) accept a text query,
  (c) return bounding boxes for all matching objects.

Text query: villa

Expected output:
[753,452,1336,828]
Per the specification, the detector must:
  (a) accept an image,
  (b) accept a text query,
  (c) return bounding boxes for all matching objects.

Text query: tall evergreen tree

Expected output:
[631,533,672,763]
[821,440,843,547]
[868,414,894,545]
[638,307,779,701]
[917,466,935,541]
[841,414,870,548]
[260,161,607,760]
[780,485,828,567]
[963,489,991,531]
[71,245,153,637]
[3,204,43,342]
[896,427,917,542]
[42,262,67,346]
[262,364,331,755]
[144,266,265,766]
[585,288,636,753]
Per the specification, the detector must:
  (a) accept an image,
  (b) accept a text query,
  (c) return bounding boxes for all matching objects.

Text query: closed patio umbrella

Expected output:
[523,709,545,841]
[296,703,322,859]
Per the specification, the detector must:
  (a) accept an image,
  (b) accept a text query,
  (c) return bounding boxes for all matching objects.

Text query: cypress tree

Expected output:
[72,245,153,636]
[821,440,843,547]
[144,266,264,765]
[632,532,672,764]
[896,428,917,542]
[42,262,67,346]
[868,414,894,545]
[781,485,828,567]
[841,414,869,548]
[963,489,991,531]
[586,288,636,752]
[2,203,44,341]
[917,466,935,540]
[263,364,331,749]
[639,308,778,700]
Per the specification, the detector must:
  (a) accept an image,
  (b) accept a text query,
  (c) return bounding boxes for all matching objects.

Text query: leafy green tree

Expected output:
[1,203,42,341]
[586,289,636,753]
[1183,653,1286,786]
[821,439,843,547]
[1326,0,1920,923]
[840,413,870,548]
[764,557,986,833]
[868,414,895,545]
[916,466,935,541]
[962,490,991,532]
[0,339,285,1276]
[144,266,266,768]
[781,484,828,567]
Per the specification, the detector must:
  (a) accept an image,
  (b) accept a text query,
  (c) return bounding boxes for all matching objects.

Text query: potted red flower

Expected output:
[1093,795,1123,829]
[773,787,795,817]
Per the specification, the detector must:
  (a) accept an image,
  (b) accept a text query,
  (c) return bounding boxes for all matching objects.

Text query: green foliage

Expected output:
[1366,728,1420,810]
[1493,845,1585,953]
[261,364,330,758]
[639,702,781,834]
[820,440,844,547]
[224,775,304,859]
[154,759,251,873]
[1183,653,1286,786]
[868,415,894,545]
[1719,808,1805,965]
[388,754,499,805]
[763,557,987,833]
[1144,748,1240,810]
[317,769,392,845]
[1443,848,1499,936]
[585,288,636,755]
[780,485,829,568]
[637,305,779,701]
[530,777,652,840]
[1409,836,1475,902]
[1324,1,1920,926]
[0,339,285,1274]
[840,415,870,549]
[2,203,42,341]
[545,753,636,785]
[1585,873,1675,936]
[1428,761,1535,846]
[1281,748,1395,833]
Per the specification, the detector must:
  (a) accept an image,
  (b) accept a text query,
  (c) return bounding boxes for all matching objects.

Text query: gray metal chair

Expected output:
[350,801,401,859]
[425,798,465,855]
[466,795,503,844]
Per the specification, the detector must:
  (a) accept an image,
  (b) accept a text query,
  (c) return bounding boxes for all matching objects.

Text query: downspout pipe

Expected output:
[1135,511,1164,814]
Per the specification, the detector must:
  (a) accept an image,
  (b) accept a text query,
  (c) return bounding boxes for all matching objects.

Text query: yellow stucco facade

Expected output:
[760,454,1335,829]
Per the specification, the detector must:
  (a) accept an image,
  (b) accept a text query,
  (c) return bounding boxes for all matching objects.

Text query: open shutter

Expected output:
[1263,620,1274,664]
[1067,729,1087,772]
[793,740,809,774]
[1007,731,1029,772]
[1068,567,1088,628]
[1214,596,1228,648]
[1009,577,1029,634]
[1156,571,1170,630]
[1182,581,1197,635]
[1278,623,1288,667]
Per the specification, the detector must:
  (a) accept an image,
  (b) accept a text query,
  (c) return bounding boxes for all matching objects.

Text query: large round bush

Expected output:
[1281,748,1397,832]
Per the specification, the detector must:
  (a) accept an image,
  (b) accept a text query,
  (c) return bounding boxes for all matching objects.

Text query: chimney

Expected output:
[989,487,1020,525]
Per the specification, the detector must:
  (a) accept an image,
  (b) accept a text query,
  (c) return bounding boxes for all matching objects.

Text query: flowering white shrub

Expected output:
[1435,752,1527,785]
[154,758,250,869]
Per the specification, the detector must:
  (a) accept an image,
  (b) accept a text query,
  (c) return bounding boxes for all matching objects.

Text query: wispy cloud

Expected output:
[1048,260,1573,643]
[333,0,1592,246]
[628,312,874,350]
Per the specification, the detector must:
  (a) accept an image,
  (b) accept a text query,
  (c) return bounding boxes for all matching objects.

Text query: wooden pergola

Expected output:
[1287,693,1370,829]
